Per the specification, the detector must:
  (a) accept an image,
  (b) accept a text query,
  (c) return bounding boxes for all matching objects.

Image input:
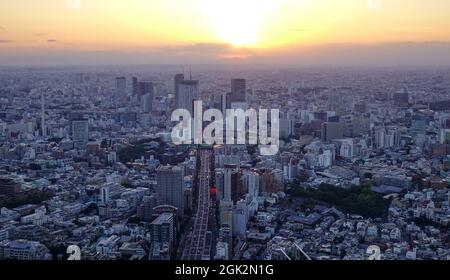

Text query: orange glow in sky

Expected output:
[0,0,449,48]
[0,0,450,66]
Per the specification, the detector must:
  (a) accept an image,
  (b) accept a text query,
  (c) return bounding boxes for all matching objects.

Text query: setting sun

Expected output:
[198,0,282,46]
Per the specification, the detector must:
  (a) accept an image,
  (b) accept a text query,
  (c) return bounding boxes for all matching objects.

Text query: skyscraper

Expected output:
[115,77,127,98]
[138,81,154,97]
[142,93,153,113]
[321,122,344,141]
[150,212,175,246]
[221,92,228,114]
[100,185,110,206]
[72,119,89,148]
[280,113,293,139]
[178,80,199,114]
[223,164,240,203]
[174,73,185,108]
[132,77,139,96]
[229,79,246,106]
[137,195,159,222]
[232,200,248,236]
[374,127,386,149]
[223,164,234,202]
[138,81,154,111]
[156,165,185,216]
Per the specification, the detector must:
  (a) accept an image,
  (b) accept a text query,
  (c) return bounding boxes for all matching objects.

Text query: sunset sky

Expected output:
[1,0,450,66]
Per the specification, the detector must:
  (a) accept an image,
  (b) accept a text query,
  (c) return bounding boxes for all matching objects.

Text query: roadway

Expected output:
[181,149,213,260]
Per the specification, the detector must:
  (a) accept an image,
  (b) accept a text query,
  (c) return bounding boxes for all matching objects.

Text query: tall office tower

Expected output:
[115,77,127,98]
[174,73,185,108]
[393,90,409,107]
[221,92,228,113]
[72,119,89,148]
[410,115,427,135]
[156,165,184,216]
[223,164,241,203]
[352,114,370,136]
[183,187,193,214]
[178,80,199,114]
[232,200,248,236]
[374,127,386,149]
[41,92,46,138]
[229,79,246,105]
[215,169,225,201]
[223,164,237,202]
[280,113,293,139]
[150,212,175,247]
[219,201,233,228]
[385,127,400,148]
[327,88,351,113]
[328,92,342,115]
[321,122,344,141]
[243,171,260,200]
[132,77,139,95]
[142,93,153,113]
[138,81,154,96]
[137,195,159,222]
[220,166,235,239]
[100,185,110,205]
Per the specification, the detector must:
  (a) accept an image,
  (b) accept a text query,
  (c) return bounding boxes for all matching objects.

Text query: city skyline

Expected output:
[1,0,450,266]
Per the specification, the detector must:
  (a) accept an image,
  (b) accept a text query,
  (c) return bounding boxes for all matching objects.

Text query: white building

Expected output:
[0,240,50,260]
[96,235,120,258]
[20,206,48,226]
[232,200,248,236]
[215,241,229,260]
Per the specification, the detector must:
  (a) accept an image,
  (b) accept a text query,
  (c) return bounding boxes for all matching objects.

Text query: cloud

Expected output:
[156,42,254,63]
[388,26,431,33]
[1,41,450,67]
[257,41,450,67]
[47,39,59,43]
[0,26,4,31]
[160,43,236,54]
[0,39,12,43]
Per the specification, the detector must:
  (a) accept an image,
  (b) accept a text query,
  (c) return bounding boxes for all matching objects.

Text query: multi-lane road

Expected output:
[181,148,213,260]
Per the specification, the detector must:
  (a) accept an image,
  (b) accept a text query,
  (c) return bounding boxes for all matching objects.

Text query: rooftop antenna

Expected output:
[189,66,192,80]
